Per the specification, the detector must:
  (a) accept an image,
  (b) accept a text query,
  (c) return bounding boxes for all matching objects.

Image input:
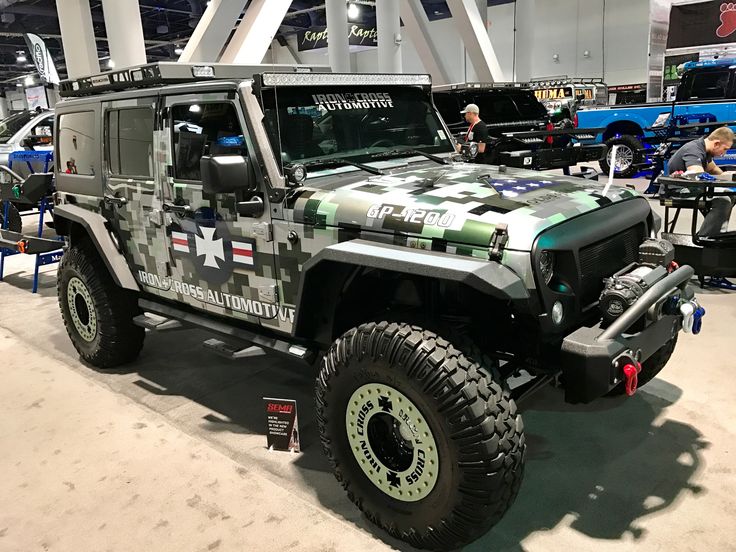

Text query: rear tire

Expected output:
[599,135,643,178]
[58,239,144,368]
[0,201,22,233]
[607,336,678,396]
[316,322,525,550]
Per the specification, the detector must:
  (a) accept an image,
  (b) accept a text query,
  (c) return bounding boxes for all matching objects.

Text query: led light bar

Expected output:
[260,72,431,87]
[682,58,736,71]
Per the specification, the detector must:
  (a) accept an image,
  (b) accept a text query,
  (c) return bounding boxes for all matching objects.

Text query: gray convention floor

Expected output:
[1,172,735,552]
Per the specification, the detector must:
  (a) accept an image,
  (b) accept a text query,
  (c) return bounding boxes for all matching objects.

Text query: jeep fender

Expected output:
[292,239,531,342]
[53,204,139,291]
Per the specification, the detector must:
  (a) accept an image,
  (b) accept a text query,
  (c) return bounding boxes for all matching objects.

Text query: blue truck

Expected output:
[577,59,736,177]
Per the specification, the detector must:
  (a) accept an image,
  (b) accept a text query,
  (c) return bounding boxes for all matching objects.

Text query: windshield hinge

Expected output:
[488,223,508,261]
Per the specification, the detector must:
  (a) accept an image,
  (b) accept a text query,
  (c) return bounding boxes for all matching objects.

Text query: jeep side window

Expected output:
[107,108,154,177]
[171,102,247,181]
[58,111,96,176]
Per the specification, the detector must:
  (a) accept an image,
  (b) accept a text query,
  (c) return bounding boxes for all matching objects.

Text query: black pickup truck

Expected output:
[433,82,605,172]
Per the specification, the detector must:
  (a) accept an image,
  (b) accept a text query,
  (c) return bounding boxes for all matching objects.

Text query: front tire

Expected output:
[58,239,144,368]
[316,322,525,550]
[599,135,643,178]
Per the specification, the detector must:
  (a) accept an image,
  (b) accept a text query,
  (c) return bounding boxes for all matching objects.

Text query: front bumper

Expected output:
[497,144,606,170]
[560,264,699,404]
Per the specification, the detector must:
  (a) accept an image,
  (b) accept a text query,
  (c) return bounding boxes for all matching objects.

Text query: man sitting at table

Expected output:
[668,126,734,237]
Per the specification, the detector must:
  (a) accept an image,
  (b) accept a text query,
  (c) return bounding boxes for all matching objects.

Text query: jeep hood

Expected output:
[288,162,642,251]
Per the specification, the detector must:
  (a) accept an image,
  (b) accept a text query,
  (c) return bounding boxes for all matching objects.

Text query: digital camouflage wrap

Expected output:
[54,83,642,339]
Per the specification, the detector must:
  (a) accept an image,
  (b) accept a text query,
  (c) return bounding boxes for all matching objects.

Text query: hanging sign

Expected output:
[668,1,736,49]
[297,24,378,51]
[23,33,60,85]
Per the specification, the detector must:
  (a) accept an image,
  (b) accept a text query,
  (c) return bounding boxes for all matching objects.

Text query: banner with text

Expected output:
[297,24,378,51]
[23,33,60,85]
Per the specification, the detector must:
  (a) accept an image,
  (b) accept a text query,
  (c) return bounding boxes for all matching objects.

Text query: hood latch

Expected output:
[489,223,508,261]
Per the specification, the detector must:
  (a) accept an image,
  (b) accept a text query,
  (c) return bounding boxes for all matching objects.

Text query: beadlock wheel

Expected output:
[67,276,98,342]
[345,382,440,502]
[316,322,526,550]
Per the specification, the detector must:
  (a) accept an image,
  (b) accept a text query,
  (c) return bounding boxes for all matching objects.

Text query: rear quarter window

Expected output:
[58,111,97,175]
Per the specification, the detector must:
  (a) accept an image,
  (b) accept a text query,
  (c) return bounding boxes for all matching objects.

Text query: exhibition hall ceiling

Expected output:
[0,0,504,87]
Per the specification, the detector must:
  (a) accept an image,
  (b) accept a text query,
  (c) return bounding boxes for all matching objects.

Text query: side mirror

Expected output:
[200,155,255,194]
[22,137,37,151]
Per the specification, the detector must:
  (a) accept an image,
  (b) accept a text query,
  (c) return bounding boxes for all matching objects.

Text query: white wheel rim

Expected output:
[67,276,97,342]
[345,383,440,502]
[608,144,634,171]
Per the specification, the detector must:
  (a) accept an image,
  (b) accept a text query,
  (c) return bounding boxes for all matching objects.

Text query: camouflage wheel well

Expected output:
[294,260,522,350]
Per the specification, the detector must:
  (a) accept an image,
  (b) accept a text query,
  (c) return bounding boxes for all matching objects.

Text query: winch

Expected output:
[599,239,676,327]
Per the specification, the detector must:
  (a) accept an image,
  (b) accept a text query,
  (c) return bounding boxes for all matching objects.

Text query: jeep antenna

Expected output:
[602,145,618,196]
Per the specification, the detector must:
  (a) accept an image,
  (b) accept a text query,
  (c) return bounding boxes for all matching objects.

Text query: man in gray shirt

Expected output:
[667,127,735,237]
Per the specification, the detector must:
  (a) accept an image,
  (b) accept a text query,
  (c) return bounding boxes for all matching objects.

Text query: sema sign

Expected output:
[297,24,378,51]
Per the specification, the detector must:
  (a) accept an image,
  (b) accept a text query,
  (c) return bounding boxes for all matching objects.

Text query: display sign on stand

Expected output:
[263,397,300,453]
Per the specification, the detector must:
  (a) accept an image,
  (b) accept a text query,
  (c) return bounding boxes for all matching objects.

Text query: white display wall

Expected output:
[267,0,650,85]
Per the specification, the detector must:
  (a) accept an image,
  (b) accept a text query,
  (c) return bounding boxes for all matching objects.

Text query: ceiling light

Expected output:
[16,52,26,63]
[16,82,22,87]
[174,46,184,55]
[24,76,34,86]
[107,59,115,68]
[347,3,360,20]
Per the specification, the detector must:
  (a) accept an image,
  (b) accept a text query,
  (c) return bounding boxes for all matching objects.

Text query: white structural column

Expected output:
[513,0,535,81]
[325,0,350,72]
[220,0,292,64]
[100,0,147,68]
[399,0,450,84]
[56,0,100,78]
[376,0,401,73]
[179,0,248,63]
[447,0,505,82]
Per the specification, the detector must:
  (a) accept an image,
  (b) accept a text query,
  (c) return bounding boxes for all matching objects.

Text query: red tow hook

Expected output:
[623,362,641,396]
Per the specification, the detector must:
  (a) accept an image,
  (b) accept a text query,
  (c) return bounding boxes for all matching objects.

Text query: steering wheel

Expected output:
[369,139,395,149]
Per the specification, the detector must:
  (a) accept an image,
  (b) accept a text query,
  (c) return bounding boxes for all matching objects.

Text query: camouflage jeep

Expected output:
[51,63,703,551]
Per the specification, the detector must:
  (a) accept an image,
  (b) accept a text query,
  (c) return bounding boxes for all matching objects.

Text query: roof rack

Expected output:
[59,62,331,98]
[529,77,605,86]
[432,81,531,92]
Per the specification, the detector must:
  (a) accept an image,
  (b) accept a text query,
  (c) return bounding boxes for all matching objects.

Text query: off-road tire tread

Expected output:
[316,321,525,551]
[57,239,144,368]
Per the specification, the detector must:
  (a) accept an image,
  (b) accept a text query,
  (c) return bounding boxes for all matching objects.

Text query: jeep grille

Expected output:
[579,226,641,306]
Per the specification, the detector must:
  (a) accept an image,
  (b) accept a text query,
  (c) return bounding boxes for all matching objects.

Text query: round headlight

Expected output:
[552,301,564,325]
[539,250,555,285]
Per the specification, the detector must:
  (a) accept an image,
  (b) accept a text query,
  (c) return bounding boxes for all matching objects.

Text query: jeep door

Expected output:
[159,90,284,328]
[102,96,170,284]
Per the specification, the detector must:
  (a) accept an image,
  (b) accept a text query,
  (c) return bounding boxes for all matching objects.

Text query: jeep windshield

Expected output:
[0,111,34,144]
[260,86,454,173]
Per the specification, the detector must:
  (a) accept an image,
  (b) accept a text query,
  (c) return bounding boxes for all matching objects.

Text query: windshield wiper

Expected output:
[303,157,384,176]
[371,148,450,165]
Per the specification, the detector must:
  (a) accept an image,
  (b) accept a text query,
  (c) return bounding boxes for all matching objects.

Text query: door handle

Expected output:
[237,196,264,218]
[162,202,192,214]
[103,194,127,208]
